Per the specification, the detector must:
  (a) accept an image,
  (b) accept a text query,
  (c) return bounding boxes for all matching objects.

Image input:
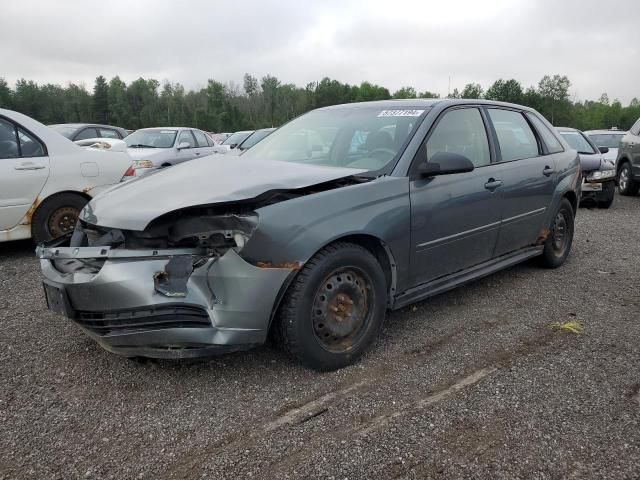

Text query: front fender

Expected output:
[241,176,411,292]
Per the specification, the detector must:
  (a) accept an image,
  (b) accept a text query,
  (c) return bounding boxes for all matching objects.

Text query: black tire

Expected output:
[276,242,387,371]
[539,198,574,269]
[618,162,639,196]
[597,181,615,209]
[31,193,88,244]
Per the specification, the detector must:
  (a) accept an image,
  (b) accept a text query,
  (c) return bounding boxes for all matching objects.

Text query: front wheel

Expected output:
[539,198,575,269]
[598,181,615,209]
[618,162,639,196]
[276,242,387,371]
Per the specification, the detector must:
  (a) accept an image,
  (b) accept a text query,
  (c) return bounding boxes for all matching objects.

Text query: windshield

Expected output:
[586,133,624,149]
[559,131,596,154]
[125,129,177,148]
[223,131,253,146]
[242,107,427,172]
[50,125,77,139]
[239,129,274,150]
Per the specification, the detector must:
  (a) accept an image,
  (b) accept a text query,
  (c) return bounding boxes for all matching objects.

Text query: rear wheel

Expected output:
[618,162,639,196]
[276,242,387,371]
[539,198,574,269]
[597,181,615,209]
[31,193,88,244]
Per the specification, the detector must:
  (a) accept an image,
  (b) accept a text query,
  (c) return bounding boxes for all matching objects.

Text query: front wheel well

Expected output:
[325,234,395,298]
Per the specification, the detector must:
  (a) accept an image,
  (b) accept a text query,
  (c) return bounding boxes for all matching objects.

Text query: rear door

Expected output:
[0,117,50,230]
[192,129,214,157]
[629,121,640,177]
[409,106,504,286]
[486,108,560,256]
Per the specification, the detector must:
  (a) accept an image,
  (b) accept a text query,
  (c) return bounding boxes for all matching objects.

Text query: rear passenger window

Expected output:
[18,128,45,157]
[526,113,563,154]
[99,128,120,139]
[631,119,640,136]
[426,108,490,167]
[192,130,209,147]
[488,109,539,161]
[75,128,98,140]
[0,118,18,159]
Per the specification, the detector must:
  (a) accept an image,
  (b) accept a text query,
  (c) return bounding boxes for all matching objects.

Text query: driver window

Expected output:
[426,108,490,168]
[178,130,196,148]
[0,118,19,159]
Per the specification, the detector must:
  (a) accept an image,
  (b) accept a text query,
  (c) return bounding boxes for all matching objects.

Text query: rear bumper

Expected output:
[38,247,296,358]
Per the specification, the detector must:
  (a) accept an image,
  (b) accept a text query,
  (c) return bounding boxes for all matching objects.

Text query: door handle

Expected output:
[484,179,502,191]
[15,162,45,171]
[542,166,555,177]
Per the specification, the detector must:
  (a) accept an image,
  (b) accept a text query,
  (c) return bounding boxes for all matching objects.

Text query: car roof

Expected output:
[556,127,582,133]
[318,98,539,112]
[50,123,124,130]
[584,129,627,134]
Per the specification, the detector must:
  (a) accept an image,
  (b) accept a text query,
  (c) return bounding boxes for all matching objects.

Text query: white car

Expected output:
[0,109,132,243]
[584,129,627,165]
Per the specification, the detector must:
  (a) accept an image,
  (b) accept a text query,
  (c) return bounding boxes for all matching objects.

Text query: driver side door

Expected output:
[409,107,504,286]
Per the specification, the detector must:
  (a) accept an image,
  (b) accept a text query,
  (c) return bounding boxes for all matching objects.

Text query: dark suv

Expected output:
[616,117,640,196]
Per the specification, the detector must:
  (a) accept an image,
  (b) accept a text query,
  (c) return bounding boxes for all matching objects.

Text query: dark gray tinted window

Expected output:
[18,128,45,157]
[426,108,490,167]
[192,130,209,147]
[75,128,98,140]
[526,113,563,154]
[0,118,18,159]
[178,130,196,147]
[489,109,539,161]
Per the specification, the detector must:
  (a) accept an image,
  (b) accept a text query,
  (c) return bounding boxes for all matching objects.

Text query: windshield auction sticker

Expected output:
[377,110,425,117]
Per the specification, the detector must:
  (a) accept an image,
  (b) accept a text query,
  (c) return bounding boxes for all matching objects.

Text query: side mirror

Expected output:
[597,146,609,154]
[177,142,191,150]
[418,152,475,177]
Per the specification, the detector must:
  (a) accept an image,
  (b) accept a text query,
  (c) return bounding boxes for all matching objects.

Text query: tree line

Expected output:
[1,73,639,132]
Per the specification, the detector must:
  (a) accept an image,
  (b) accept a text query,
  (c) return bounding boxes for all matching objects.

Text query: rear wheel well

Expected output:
[617,157,630,173]
[563,191,578,216]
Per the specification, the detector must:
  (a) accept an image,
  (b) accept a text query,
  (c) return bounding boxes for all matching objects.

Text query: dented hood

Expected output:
[81,155,367,230]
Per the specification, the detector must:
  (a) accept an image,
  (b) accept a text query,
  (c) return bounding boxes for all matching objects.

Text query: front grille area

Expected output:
[74,305,212,336]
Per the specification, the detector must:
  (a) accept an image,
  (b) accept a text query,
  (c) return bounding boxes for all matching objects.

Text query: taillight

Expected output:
[121,166,135,181]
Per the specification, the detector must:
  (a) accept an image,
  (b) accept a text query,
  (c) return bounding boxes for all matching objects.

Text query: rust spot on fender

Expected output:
[82,187,91,193]
[535,228,550,245]
[19,197,42,226]
[255,261,302,270]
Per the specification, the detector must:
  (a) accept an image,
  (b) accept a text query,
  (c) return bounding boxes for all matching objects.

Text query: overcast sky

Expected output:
[1,0,638,103]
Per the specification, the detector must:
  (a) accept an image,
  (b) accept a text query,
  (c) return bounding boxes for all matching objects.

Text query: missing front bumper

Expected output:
[38,247,297,357]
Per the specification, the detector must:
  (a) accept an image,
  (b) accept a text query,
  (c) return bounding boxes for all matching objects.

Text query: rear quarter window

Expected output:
[526,113,564,154]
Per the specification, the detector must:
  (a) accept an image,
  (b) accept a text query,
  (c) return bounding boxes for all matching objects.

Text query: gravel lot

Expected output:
[1,195,639,479]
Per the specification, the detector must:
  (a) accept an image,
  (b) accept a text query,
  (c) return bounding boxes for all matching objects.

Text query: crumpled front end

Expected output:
[37,213,297,358]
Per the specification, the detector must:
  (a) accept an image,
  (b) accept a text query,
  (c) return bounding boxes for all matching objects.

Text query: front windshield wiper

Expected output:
[127,144,157,148]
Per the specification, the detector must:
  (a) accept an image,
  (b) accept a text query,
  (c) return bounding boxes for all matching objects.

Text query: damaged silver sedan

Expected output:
[38,100,581,370]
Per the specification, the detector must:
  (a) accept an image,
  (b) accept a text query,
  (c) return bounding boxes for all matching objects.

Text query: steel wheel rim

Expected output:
[551,210,569,255]
[619,167,629,191]
[48,206,80,238]
[311,267,372,353]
